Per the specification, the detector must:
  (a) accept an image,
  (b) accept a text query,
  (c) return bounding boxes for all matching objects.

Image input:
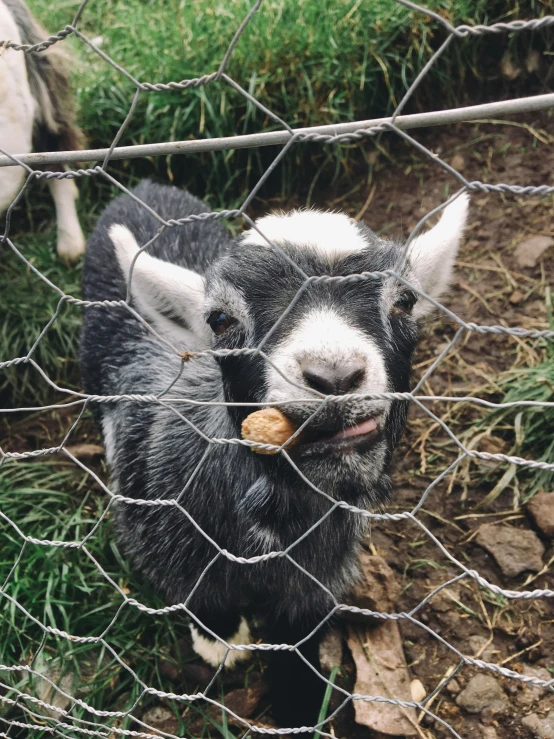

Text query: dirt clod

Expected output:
[527,492,554,538]
[455,675,509,714]
[475,524,545,578]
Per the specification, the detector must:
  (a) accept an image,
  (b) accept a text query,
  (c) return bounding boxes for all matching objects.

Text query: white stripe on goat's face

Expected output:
[242,209,367,263]
[265,306,389,408]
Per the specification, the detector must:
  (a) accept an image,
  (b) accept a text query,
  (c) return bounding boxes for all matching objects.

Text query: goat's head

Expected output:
[109,195,468,496]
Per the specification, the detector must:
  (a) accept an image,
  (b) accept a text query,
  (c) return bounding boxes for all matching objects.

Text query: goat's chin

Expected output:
[289,437,390,502]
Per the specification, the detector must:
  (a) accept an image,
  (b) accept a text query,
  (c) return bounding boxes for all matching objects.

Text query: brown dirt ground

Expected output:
[1,113,553,738]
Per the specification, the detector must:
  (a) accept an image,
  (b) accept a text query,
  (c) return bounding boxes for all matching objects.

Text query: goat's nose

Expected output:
[300,359,366,396]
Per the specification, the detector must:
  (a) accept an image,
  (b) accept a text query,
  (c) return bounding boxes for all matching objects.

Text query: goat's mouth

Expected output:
[292,417,382,457]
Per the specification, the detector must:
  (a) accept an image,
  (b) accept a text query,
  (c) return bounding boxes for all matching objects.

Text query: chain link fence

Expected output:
[1,0,554,737]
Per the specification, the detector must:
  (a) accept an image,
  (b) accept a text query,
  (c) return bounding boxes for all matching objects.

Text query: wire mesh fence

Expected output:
[1,0,553,737]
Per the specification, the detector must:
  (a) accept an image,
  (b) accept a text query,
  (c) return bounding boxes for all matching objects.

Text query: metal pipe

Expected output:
[1,92,554,168]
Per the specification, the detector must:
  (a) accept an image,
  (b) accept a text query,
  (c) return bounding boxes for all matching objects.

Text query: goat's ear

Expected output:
[109,224,210,348]
[405,194,469,318]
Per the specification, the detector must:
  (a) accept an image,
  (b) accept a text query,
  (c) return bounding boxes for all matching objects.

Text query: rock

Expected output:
[522,710,554,739]
[343,553,401,620]
[527,492,554,537]
[468,635,496,662]
[141,706,179,734]
[481,727,498,739]
[410,679,426,703]
[446,679,461,695]
[455,675,508,714]
[517,665,552,708]
[509,290,524,305]
[514,235,554,268]
[347,621,417,735]
[475,524,544,578]
[319,629,343,673]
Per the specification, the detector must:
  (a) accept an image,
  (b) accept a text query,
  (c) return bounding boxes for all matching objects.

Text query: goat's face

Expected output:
[109,195,468,496]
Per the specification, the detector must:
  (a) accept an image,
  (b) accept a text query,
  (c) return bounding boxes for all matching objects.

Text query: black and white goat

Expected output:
[81,181,468,727]
[0,0,85,261]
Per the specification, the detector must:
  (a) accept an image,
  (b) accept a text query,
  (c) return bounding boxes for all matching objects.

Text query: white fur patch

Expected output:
[48,178,85,262]
[266,307,389,408]
[101,415,117,468]
[190,617,252,669]
[406,194,469,317]
[0,0,36,212]
[109,224,209,349]
[242,210,367,261]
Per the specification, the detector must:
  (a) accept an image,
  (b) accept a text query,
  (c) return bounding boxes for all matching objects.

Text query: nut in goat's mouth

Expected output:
[241,408,381,456]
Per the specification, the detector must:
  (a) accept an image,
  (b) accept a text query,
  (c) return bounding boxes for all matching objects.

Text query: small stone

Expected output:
[475,524,545,578]
[514,235,554,268]
[468,635,496,662]
[481,727,498,739]
[527,492,554,537]
[517,665,551,708]
[456,675,508,714]
[522,710,554,739]
[509,290,524,305]
[450,154,466,171]
[343,553,401,619]
[142,706,179,734]
[319,629,343,673]
[410,678,426,703]
[446,679,461,695]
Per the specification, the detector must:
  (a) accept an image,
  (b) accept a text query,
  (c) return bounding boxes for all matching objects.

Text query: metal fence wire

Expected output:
[1,0,554,737]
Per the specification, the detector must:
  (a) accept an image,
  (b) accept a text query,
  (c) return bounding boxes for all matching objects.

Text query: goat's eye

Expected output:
[207,310,235,335]
[392,291,417,315]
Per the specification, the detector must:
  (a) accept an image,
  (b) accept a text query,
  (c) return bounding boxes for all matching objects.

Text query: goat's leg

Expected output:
[47,177,85,263]
[189,605,252,670]
[266,613,329,729]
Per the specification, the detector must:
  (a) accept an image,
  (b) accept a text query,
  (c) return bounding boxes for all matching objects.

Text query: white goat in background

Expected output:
[0,0,85,262]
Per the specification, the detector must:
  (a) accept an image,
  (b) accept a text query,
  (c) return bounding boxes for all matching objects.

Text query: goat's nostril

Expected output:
[301,361,366,396]
[341,367,366,394]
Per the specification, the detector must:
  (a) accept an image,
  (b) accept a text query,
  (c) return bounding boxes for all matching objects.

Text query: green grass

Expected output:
[28,0,553,201]
[478,345,554,501]
[0,454,250,737]
[0,178,118,407]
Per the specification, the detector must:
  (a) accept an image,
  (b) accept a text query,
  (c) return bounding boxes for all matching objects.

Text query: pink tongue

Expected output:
[330,418,377,441]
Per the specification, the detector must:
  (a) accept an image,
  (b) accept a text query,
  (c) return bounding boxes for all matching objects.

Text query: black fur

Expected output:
[80,181,420,727]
